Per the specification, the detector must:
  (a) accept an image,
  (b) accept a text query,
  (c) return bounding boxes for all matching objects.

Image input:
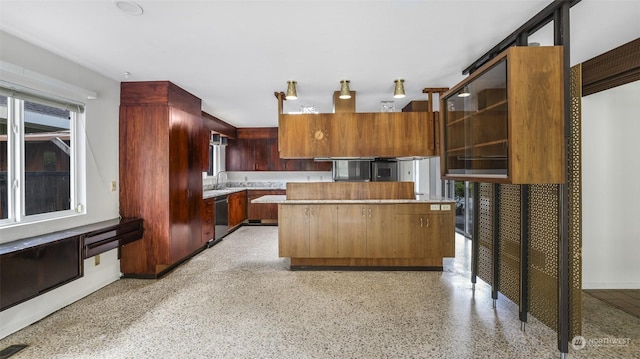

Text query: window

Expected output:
[0,88,83,226]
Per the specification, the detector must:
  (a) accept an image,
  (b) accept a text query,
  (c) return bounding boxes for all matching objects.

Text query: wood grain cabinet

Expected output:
[247,189,286,222]
[201,198,214,245]
[278,202,455,267]
[337,204,393,258]
[279,112,437,159]
[278,204,337,258]
[394,204,455,259]
[440,46,564,184]
[119,81,207,278]
[228,190,247,229]
[226,128,330,171]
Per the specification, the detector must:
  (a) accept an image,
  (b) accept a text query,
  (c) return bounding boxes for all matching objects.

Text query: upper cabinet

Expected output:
[440,46,565,184]
[226,127,331,171]
[279,112,437,159]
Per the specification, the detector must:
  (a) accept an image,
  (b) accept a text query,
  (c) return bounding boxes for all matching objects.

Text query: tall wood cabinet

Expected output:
[119,81,206,278]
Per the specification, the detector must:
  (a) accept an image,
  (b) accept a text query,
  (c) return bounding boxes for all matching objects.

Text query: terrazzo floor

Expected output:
[0,226,638,358]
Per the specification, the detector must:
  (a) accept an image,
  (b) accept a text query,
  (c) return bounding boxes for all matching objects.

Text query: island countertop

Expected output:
[251,195,454,204]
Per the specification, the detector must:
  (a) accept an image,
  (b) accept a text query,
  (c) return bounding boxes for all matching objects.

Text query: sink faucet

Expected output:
[214,170,228,189]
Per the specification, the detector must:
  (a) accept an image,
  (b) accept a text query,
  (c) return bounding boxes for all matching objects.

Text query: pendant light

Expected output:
[457,85,471,98]
[393,79,406,98]
[285,81,297,100]
[339,80,351,99]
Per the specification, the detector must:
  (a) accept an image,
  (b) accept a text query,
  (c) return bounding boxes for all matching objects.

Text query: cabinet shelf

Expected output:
[440,46,564,184]
[446,100,507,127]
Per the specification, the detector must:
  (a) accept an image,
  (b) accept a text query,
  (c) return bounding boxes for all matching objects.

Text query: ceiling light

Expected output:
[339,80,351,99]
[457,85,471,98]
[286,81,297,100]
[114,1,143,15]
[393,79,406,98]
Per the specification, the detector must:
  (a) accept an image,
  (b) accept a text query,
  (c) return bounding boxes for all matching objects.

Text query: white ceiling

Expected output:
[1,0,638,128]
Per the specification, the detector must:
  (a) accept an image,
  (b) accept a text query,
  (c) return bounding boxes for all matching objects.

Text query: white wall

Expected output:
[582,80,640,289]
[0,31,121,338]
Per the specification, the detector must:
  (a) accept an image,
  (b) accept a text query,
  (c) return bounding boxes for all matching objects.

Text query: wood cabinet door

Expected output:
[278,205,310,257]
[336,205,367,258]
[331,113,368,157]
[226,138,254,171]
[169,108,194,262]
[228,191,247,228]
[279,115,314,158]
[364,205,395,258]
[393,214,427,258]
[424,213,455,258]
[308,205,337,257]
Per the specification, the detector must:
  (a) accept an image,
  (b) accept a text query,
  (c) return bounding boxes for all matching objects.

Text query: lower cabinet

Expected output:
[228,191,247,229]
[394,204,455,258]
[247,189,286,222]
[278,205,338,258]
[338,204,391,258]
[201,198,214,245]
[278,204,312,257]
[278,202,455,263]
[1,236,81,311]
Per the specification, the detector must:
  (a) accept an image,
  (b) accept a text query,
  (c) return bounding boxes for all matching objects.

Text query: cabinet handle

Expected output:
[310,208,314,217]
[426,218,430,227]
[361,208,365,217]
[304,208,308,217]
[420,217,423,227]
[368,208,372,218]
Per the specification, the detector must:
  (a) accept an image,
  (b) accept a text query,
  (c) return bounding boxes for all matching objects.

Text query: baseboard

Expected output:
[582,282,640,290]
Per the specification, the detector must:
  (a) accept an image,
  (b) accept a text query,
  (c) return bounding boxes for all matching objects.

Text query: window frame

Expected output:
[0,91,85,228]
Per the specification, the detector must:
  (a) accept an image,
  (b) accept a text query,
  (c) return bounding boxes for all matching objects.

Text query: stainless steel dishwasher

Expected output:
[213,196,229,243]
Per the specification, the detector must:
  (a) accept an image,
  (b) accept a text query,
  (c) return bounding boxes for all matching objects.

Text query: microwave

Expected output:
[371,160,398,182]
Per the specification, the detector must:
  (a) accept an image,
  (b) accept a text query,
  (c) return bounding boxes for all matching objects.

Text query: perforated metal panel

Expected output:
[528,184,560,331]
[569,64,583,338]
[498,184,521,304]
[477,184,494,285]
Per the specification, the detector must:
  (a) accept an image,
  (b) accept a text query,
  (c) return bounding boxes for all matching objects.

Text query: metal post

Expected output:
[555,1,571,355]
[520,185,530,331]
[471,182,480,292]
[492,183,500,308]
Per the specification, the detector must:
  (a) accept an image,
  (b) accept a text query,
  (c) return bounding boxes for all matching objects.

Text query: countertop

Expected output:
[251,195,455,204]
[203,186,286,199]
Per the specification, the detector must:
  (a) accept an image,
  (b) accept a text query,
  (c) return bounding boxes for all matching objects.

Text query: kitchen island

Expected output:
[254,182,455,270]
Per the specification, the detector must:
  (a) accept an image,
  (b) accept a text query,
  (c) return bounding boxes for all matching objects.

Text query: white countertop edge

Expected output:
[251,195,455,204]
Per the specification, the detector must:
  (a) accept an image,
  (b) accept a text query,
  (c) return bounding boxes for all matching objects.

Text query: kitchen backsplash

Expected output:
[203,171,332,190]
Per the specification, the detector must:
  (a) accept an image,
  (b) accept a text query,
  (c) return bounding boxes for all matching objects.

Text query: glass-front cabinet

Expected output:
[443,60,508,178]
[440,46,565,184]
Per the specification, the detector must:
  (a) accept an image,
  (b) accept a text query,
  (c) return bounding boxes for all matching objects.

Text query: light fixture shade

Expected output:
[286,81,297,100]
[458,85,471,98]
[393,79,406,98]
[339,80,351,99]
